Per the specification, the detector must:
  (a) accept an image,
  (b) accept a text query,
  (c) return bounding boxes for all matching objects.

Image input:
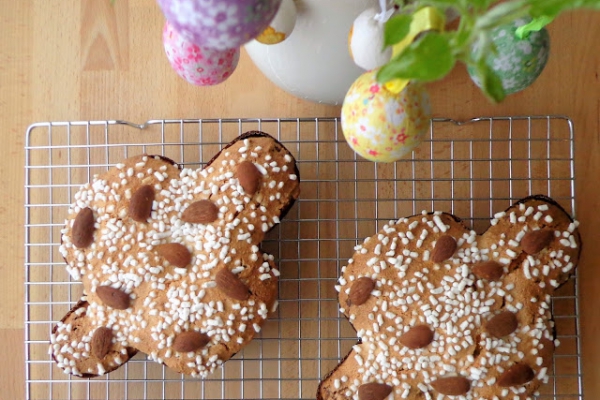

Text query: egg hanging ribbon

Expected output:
[373,0,395,24]
[384,6,446,95]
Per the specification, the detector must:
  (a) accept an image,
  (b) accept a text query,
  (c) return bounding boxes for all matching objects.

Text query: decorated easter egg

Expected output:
[245,0,378,105]
[157,0,282,50]
[163,21,240,86]
[255,0,296,44]
[468,18,550,95]
[349,8,392,71]
[341,70,431,162]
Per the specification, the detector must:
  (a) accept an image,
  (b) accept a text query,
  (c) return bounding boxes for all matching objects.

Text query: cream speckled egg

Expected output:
[255,0,297,44]
[349,8,392,71]
[163,22,240,86]
[341,70,431,162]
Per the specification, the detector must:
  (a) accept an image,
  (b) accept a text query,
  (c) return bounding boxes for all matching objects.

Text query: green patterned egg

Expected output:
[468,18,550,95]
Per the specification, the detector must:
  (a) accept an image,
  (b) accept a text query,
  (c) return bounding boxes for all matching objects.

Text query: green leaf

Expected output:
[529,0,600,18]
[384,14,413,47]
[377,32,456,83]
[473,60,506,103]
[417,0,461,5]
[469,0,496,11]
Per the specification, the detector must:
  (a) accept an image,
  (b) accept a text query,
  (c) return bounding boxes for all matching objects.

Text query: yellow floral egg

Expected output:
[341,70,431,162]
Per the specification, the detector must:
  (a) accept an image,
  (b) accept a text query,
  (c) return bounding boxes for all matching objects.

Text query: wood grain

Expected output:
[0,329,25,400]
[2,1,599,398]
[0,1,30,329]
[80,0,129,71]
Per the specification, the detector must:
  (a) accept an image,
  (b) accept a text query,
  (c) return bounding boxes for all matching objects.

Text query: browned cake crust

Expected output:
[319,196,580,400]
[51,131,300,377]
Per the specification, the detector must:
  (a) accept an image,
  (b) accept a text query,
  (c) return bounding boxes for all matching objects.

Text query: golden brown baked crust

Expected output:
[51,131,300,377]
[319,196,580,400]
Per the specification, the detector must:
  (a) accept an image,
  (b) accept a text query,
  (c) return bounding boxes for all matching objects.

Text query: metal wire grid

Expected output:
[24,116,582,400]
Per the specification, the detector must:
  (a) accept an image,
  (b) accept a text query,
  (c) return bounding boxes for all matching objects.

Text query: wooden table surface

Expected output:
[2,1,599,399]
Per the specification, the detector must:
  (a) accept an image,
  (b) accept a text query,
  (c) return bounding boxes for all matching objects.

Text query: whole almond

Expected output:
[486,311,518,338]
[472,261,504,281]
[357,382,393,400]
[399,325,434,349]
[91,327,113,359]
[497,364,535,387]
[431,376,471,396]
[72,207,95,248]
[181,200,219,224]
[172,331,210,353]
[96,286,130,310]
[347,277,375,306]
[216,268,250,301]
[432,235,457,263]
[129,185,155,222]
[155,243,192,268]
[237,161,261,195]
[522,229,554,255]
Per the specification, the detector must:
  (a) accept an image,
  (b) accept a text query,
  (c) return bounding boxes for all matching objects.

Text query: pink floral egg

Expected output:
[163,21,240,86]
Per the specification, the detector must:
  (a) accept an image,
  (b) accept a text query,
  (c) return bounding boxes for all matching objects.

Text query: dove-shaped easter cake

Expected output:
[319,195,580,400]
[50,131,300,378]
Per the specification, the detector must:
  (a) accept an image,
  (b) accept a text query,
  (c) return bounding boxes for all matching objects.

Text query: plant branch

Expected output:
[379,0,600,101]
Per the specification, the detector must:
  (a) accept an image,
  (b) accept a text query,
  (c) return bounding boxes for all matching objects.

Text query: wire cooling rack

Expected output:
[25,116,582,400]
